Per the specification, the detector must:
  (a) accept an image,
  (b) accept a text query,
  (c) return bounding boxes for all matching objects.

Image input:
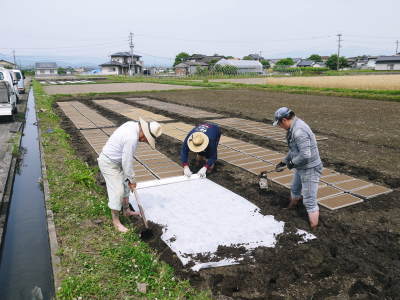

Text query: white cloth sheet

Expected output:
[130,176,315,271]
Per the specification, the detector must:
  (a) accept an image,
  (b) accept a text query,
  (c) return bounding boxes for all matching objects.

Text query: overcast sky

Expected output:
[1,0,399,66]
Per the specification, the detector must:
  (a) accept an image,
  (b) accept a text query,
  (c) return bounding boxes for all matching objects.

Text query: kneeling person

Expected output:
[181,123,221,178]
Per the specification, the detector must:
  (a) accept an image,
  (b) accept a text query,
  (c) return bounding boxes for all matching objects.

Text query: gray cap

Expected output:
[272,107,292,126]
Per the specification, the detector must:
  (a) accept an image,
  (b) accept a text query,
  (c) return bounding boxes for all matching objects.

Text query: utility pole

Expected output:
[396,40,399,55]
[13,50,16,68]
[129,32,134,76]
[259,50,262,61]
[336,34,342,71]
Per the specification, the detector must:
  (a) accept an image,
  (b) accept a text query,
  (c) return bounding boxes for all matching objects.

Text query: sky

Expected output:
[1,0,399,67]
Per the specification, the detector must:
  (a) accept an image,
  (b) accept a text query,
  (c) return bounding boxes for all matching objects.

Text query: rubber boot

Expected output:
[308,211,319,230]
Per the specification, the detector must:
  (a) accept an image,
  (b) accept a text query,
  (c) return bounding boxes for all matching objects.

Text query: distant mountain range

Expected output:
[0,54,174,69]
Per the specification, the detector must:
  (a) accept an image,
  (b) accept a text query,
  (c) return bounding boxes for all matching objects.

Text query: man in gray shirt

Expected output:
[273,107,323,230]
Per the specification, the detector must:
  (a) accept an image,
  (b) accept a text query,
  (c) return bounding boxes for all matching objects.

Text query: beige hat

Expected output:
[187,131,209,153]
[139,117,162,149]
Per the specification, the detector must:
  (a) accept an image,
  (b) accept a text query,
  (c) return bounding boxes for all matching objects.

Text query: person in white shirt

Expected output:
[98,118,162,233]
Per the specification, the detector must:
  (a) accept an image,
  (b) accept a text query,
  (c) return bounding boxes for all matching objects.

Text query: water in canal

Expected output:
[0,89,54,299]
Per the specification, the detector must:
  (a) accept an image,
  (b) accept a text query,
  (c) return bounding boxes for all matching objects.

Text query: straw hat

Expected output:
[139,117,162,149]
[187,131,209,152]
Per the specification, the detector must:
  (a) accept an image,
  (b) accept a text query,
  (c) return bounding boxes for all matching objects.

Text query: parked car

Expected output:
[12,69,25,94]
[0,80,17,119]
[0,68,20,102]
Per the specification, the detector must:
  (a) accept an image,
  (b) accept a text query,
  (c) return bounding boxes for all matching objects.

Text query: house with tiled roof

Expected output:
[100,52,143,75]
[35,62,58,76]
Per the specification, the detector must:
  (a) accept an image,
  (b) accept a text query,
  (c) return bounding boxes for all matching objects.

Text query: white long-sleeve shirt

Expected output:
[101,121,139,183]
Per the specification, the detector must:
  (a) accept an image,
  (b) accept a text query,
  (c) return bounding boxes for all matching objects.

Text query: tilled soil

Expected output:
[127,89,400,185]
[55,95,400,299]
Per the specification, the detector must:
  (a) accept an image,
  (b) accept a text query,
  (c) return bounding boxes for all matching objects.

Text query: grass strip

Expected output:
[33,81,210,299]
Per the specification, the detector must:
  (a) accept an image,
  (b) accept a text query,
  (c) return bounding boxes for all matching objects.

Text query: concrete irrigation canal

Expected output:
[0,89,54,299]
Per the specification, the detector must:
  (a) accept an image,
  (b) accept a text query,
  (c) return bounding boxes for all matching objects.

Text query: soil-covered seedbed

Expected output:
[55,96,400,299]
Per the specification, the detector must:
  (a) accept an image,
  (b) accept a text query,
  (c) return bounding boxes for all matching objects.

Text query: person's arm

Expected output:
[122,136,137,183]
[181,134,190,166]
[205,139,218,168]
[291,129,311,166]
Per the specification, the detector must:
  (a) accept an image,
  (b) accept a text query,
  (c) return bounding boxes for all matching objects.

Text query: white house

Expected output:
[375,56,400,70]
[215,59,264,74]
[35,62,58,76]
[100,52,143,75]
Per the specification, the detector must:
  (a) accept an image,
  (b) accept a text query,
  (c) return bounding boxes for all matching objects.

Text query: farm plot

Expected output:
[126,97,223,118]
[44,82,203,95]
[210,117,327,143]
[58,102,181,183]
[57,95,400,299]
[162,122,391,209]
[57,101,115,129]
[139,89,400,181]
[93,99,173,122]
[58,99,319,273]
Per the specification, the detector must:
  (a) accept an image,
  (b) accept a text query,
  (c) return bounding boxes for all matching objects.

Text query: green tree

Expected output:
[173,52,190,66]
[260,59,270,69]
[326,54,348,70]
[243,55,254,60]
[225,56,234,59]
[57,67,66,75]
[276,58,295,66]
[308,54,322,62]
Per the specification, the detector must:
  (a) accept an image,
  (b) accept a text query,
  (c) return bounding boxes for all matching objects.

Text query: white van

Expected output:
[0,68,20,102]
[0,80,17,118]
[12,69,25,94]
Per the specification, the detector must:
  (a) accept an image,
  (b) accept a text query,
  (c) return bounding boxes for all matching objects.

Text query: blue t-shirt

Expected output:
[181,123,221,168]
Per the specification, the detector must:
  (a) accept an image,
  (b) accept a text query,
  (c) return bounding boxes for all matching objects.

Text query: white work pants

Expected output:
[97,153,130,211]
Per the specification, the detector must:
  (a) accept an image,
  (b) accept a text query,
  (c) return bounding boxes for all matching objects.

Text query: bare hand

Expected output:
[128,182,137,191]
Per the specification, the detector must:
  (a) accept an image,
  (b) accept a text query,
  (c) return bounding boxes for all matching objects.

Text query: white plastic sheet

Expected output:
[130,176,315,271]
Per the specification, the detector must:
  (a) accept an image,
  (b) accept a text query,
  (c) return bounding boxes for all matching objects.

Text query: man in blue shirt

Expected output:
[181,123,221,178]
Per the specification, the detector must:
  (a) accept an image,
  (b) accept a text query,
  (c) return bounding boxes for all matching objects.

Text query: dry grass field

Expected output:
[266,74,400,90]
[212,74,400,90]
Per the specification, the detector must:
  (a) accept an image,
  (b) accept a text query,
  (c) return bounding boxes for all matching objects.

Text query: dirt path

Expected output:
[43,82,202,95]
[55,96,400,299]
